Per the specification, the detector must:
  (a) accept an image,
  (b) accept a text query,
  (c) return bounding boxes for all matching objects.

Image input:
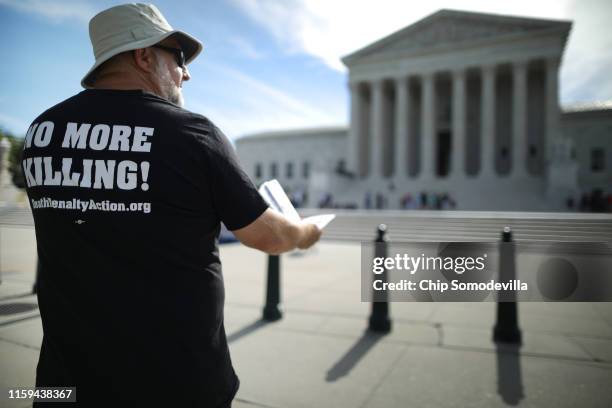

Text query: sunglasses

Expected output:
[152,44,186,68]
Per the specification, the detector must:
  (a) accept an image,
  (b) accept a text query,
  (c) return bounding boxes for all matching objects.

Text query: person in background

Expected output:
[420,191,428,209]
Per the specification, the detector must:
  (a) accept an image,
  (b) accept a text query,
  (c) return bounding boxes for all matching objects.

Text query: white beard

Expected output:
[167,86,184,107]
[159,75,184,107]
[155,58,185,107]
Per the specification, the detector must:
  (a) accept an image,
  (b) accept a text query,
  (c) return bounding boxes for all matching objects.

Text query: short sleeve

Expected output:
[202,122,269,230]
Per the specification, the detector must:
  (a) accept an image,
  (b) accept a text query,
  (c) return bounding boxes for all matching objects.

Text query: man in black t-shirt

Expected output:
[25,4,321,407]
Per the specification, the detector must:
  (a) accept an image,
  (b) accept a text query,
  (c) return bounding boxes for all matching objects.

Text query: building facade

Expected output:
[235,10,612,210]
[235,127,347,207]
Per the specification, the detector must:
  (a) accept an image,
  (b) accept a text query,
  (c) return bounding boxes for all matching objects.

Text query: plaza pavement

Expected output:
[1,224,611,407]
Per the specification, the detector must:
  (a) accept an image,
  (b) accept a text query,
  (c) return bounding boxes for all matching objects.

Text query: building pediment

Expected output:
[342,9,571,66]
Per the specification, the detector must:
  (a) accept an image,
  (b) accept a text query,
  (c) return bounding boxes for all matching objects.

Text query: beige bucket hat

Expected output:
[81,3,203,88]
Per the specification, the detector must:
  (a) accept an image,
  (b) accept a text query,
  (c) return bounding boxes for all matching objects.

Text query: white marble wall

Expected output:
[562,110,612,193]
[233,17,604,210]
[235,128,347,206]
[348,57,557,183]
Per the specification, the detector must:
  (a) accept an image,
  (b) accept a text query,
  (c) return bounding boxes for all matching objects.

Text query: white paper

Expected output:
[258,179,335,229]
[302,214,336,229]
[258,179,301,222]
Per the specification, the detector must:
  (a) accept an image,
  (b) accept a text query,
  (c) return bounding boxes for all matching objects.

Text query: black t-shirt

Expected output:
[23,89,268,407]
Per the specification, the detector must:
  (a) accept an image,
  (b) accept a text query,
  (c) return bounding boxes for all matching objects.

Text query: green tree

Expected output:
[0,128,26,189]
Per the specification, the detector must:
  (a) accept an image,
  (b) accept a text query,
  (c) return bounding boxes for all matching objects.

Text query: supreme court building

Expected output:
[236,9,612,210]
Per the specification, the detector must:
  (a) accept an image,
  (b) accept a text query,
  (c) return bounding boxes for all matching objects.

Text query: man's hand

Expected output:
[296,222,322,250]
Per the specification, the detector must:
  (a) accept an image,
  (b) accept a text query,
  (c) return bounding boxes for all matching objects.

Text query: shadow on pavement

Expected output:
[495,342,525,405]
[0,302,38,315]
[326,330,385,382]
[227,319,271,344]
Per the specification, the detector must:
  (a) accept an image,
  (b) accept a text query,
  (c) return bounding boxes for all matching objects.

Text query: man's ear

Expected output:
[132,48,157,74]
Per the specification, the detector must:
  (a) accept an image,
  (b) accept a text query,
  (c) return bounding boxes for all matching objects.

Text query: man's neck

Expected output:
[92,71,159,96]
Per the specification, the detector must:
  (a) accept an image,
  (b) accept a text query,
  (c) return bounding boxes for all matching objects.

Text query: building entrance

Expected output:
[437,131,451,177]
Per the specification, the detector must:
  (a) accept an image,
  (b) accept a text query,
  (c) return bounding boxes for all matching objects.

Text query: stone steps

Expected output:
[2,207,612,243]
[300,210,612,242]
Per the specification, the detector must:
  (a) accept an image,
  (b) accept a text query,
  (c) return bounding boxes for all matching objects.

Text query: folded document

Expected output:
[258,179,335,229]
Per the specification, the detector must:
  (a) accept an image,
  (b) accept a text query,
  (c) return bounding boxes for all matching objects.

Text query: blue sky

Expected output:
[0,0,611,141]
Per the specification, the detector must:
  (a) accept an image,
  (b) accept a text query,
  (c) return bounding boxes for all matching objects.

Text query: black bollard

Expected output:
[368,224,392,333]
[263,254,282,321]
[493,227,522,344]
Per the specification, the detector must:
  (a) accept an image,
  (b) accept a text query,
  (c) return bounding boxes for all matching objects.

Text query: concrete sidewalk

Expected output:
[1,225,611,407]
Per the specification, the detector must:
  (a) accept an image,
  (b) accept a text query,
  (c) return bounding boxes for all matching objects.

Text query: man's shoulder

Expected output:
[29,90,229,153]
[170,106,217,133]
[33,90,217,131]
[164,106,228,147]
[30,92,84,124]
